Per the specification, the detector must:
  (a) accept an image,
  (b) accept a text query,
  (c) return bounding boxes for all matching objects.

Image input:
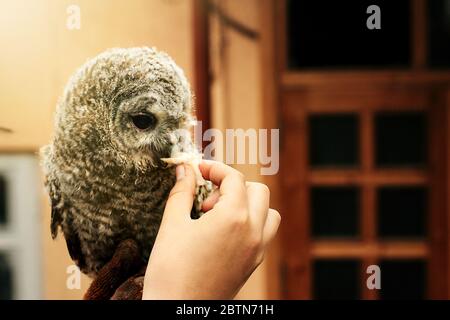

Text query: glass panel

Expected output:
[379,260,426,299]
[287,0,411,69]
[313,260,360,300]
[0,253,13,300]
[309,114,359,167]
[375,112,427,167]
[0,175,7,225]
[311,187,359,238]
[428,0,450,68]
[377,187,427,238]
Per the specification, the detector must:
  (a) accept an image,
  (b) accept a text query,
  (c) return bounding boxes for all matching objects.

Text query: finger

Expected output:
[199,160,246,203]
[201,188,220,212]
[261,209,281,246]
[246,182,270,231]
[163,164,196,222]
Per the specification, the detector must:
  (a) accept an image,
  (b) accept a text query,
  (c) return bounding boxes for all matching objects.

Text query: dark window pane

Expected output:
[313,260,360,300]
[379,260,426,299]
[377,187,427,238]
[309,114,359,167]
[428,0,450,68]
[0,175,6,225]
[287,0,411,69]
[311,187,359,238]
[375,112,427,167]
[0,253,13,300]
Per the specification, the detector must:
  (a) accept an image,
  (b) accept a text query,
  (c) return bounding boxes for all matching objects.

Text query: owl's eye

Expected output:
[130,113,157,130]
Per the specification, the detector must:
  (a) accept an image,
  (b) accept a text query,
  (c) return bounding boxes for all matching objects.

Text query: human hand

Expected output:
[142,160,280,299]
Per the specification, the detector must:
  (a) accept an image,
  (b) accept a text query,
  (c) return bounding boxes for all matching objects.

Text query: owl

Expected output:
[41,47,212,277]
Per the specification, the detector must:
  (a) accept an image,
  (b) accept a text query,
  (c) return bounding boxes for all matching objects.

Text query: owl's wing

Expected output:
[47,179,63,239]
[62,212,86,271]
[47,179,86,270]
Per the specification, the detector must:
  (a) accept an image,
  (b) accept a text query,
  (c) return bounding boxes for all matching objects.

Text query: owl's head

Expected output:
[57,47,194,170]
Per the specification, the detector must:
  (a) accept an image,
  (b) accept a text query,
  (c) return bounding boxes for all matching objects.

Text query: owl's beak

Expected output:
[145,140,172,168]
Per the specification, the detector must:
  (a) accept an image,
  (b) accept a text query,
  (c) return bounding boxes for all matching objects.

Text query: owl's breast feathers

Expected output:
[43,145,177,276]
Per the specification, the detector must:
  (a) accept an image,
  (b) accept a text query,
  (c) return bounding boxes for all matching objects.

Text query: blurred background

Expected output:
[0,0,450,299]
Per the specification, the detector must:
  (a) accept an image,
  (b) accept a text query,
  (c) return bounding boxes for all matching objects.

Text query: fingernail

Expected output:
[176,165,185,180]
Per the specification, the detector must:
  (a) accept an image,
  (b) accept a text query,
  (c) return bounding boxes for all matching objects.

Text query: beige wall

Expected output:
[0,0,195,299]
[0,0,194,151]
[0,0,279,299]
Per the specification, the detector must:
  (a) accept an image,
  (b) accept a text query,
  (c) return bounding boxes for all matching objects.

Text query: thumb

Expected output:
[163,164,196,222]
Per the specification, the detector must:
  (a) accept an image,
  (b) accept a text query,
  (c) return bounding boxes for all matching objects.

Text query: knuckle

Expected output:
[228,209,249,229]
[234,171,245,183]
[255,252,265,266]
[169,185,193,199]
[232,213,248,228]
[248,182,270,200]
[256,182,270,196]
[168,187,178,198]
[271,209,281,222]
[168,189,185,199]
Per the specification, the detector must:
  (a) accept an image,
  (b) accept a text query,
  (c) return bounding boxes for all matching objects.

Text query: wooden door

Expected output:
[274,0,450,299]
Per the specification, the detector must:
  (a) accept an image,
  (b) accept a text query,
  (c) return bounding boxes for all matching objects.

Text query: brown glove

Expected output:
[83,239,146,300]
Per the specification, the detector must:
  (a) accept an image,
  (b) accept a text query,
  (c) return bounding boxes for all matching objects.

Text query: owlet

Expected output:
[41,47,212,277]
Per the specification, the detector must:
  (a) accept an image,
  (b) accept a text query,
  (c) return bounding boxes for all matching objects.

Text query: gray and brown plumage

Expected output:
[41,47,212,277]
